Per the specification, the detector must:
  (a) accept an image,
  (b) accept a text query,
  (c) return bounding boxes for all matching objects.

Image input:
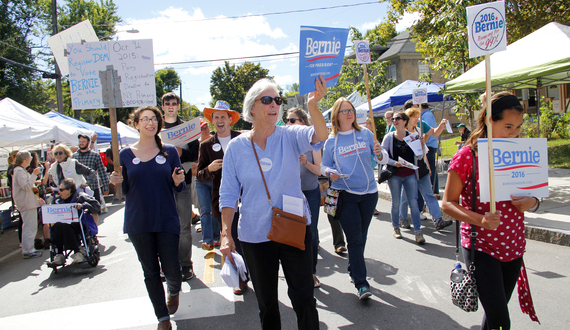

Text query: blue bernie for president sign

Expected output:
[299,26,349,96]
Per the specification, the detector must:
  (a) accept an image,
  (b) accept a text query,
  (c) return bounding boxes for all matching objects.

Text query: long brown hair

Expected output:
[465,91,524,151]
[330,97,361,136]
[130,106,167,157]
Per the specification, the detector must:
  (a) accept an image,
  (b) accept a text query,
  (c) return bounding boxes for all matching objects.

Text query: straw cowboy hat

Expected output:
[203,100,240,126]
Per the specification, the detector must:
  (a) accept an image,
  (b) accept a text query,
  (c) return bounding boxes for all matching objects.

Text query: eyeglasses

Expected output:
[287,118,301,124]
[54,151,64,156]
[139,117,158,124]
[339,109,355,115]
[393,117,403,121]
[163,102,178,106]
[256,96,282,106]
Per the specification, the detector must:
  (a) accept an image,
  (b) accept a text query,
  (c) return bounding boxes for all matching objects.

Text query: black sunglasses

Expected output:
[256,96,282,106]
[287,118,301,124]
[54,151,65,156]
[393,117,404,121]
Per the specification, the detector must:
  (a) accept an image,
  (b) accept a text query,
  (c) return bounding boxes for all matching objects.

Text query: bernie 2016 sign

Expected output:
[466,1,507,58]
[478,138,549,203]
[299,26,349,95]
[41,204,80,224]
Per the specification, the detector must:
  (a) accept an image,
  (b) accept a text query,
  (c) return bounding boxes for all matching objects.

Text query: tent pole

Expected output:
[536,79,541,137]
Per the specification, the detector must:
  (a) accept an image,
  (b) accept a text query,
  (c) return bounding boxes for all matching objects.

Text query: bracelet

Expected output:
[528,197,540,213]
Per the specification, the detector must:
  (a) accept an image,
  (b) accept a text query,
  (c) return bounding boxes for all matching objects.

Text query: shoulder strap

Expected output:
[251,139,274,208]
[455,148,478,265]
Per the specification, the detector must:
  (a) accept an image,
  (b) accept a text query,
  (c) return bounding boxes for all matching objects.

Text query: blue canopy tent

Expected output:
[354,80,455,116]
[44,111,120,144]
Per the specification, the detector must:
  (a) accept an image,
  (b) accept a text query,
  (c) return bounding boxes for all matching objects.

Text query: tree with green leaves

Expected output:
[0,0,51,112]
[384,0,570,123]
[319,24,398,111]
[155,67,181,104]
[210,61,272,130]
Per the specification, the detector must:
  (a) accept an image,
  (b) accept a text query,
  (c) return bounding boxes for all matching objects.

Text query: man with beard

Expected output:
[196,100,247,294]
[162,92,200,281]
[73,133,109,226]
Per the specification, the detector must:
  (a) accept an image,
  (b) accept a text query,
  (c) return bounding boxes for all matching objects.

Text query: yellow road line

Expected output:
[203,251,216,283]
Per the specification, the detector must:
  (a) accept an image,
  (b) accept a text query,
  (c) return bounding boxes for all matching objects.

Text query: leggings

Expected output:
[463,247,523,330]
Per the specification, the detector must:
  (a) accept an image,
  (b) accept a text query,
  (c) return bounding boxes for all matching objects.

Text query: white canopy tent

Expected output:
[0,98,93,153]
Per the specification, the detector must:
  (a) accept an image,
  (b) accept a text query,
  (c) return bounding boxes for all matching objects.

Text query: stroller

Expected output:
[46,204,100,273]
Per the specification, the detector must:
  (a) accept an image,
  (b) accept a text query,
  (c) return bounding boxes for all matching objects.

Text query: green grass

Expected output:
[439,137,570,169]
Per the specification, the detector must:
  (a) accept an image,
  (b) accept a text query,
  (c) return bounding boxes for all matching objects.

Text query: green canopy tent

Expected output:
[444,22,570,113]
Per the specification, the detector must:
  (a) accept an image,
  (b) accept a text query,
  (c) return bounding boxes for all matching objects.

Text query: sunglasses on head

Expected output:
[163,101,177,106]
[256,96,282,105]
[287,118,301,124]
[54,151,64,156]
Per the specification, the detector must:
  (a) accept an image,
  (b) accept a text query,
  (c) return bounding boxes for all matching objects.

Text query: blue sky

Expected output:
[111,0,417,108]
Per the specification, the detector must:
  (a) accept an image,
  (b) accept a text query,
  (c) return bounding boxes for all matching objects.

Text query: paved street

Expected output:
[0,196,569,330]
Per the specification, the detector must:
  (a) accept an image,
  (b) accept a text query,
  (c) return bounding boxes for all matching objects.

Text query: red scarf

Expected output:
[518,261,540,324]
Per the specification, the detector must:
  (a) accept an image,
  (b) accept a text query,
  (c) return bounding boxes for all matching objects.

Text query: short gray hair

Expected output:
[242,78,282,123]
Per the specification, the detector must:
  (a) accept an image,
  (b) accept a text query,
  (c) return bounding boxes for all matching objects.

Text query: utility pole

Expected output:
[179,80,182,106]
[51,0,64,114]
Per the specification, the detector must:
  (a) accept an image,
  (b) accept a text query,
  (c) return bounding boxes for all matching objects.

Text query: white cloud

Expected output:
[396,12,420,32]
[273,75,293,87]
[359,19,383,32]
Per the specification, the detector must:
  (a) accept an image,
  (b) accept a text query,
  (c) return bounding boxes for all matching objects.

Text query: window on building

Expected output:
[389,64,397,82]
[418,61,430,77]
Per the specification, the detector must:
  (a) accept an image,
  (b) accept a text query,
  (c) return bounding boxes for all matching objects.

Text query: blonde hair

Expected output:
[53,144,73,159]
[330,97,361,136]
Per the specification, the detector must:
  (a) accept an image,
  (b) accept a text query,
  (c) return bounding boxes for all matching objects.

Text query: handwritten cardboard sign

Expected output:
[160,118,201,147]
[478,138,549,203]
[41,204,79,224]
[467,1,507,58]
[66,39,156,109]
[299,26,349,95]
[47,20,99,76]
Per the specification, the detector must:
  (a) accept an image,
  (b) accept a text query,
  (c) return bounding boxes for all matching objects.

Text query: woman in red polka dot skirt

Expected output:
[442,91,540,330]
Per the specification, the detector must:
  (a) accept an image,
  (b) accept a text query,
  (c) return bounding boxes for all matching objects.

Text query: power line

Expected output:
[113,2,380,27]
[0,40,30,55]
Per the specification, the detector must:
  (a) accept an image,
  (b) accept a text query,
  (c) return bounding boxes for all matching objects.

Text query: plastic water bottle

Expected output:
[450,261,467,283]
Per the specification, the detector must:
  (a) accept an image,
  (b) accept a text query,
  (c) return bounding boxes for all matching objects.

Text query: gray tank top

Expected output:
[300,150,319,191]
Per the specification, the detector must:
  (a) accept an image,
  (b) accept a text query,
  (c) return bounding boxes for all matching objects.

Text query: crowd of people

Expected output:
[4,79,539,330]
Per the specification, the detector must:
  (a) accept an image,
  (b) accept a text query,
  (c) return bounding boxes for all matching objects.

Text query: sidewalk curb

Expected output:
[377,192,570,247]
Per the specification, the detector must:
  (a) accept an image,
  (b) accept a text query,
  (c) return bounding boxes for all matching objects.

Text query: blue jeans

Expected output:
[303,186,321,275]
[388,174,421,233]
[174,186,193,268]
[337,191,377,290]
[400,174,442,220]
[195,180,220,245]
[129,232,182,321]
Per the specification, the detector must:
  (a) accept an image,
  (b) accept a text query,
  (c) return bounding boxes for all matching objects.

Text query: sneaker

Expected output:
[23,250,43,259]
[415,233,426,245]
[34,238,43,250]
[213,240,221,247]
[313,274,321,288]
[393,227,403,239]
[71,252,85,264]
[201,243,214,250]
[434,218,453,231]
[334,246,347,254]
[233,281,249,295]
[182,266,194,281]
[357,287,372,300]
[52,254,65,266]
[399,219,411,229]
[420,213,428,220]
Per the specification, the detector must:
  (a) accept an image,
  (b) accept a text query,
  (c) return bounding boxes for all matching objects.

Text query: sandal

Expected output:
[191,214,200,224]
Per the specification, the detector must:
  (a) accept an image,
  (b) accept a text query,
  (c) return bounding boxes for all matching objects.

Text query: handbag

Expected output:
[324,185,342,217]
[450,148,479,312]
[251,140,307,250]
[378,165,397,183]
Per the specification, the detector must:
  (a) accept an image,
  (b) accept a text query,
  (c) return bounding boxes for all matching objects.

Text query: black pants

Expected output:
[51,222,81,253]
[463,247,523,330]
[327,214,345,249]
[241,226,319,330]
